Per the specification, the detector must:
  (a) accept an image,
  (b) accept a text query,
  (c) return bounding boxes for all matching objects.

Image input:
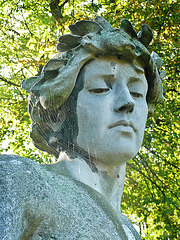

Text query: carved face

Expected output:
[76,57,148,165]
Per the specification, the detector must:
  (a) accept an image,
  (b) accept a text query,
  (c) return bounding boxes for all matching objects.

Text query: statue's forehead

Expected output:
[83,57,145,79]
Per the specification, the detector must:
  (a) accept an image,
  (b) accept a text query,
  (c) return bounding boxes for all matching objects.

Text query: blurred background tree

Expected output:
[0,0,179,239]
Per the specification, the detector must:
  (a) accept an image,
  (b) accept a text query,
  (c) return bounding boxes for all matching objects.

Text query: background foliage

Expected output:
[0,0,179,239]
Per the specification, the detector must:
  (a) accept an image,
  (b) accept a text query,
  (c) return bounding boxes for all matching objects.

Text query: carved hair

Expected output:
[22,16,165,158]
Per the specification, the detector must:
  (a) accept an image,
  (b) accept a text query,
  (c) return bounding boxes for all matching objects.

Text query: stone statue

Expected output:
[0,16,165,239]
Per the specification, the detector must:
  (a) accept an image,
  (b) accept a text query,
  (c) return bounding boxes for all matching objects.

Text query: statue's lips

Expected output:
[108,120,136,132]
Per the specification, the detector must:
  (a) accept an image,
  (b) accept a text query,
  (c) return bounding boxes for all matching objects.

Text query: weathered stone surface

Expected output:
[0,155,140,239]
[22,17,163,113]
[1,16,165,240]
[21,16,164,158]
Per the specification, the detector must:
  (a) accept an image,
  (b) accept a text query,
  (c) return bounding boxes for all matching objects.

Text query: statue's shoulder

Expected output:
[0,155,85,202]
[0,155,43,198]
[0,156,135,239]
[0,154,40,179]
[119,214,141,240]
[0,154,38,166]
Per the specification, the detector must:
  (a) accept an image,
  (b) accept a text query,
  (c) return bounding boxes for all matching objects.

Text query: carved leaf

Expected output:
[94,16,114,31]
[43,59,65,71]
[120,19,137,38]
[138,24,153,47]
[69,20,102,36]
[151,51,163,69]
[21,76,42,92]
[57,42,71,52]
[57,34,82,52]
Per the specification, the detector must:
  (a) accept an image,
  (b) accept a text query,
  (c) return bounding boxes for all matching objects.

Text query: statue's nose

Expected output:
[113,89,135,113]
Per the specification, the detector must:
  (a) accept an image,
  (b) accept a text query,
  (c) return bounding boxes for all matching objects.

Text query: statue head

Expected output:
[22,16,164,166]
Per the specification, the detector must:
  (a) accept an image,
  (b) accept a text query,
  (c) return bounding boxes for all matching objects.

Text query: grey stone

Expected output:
[0,155,139,240]
[1,16,165,240]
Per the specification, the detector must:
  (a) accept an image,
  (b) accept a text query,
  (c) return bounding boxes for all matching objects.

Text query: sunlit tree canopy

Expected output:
[0,0,179,239]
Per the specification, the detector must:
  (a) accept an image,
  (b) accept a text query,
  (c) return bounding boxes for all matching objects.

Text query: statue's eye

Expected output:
[89,88,110,94]
[130,92,143,98]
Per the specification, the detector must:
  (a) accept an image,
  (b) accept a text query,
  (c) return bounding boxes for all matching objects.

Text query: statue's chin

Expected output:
[76,142,139,167]
[92,151,137,166]
[76,126,144,167]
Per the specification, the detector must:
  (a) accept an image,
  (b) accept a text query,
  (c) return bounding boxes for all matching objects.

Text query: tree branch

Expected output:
[145,147,180,170]
[9,29,20,36]
[138,153,179,200]
[128,160,180,211]
[130,159,166,197]
[49,0,69,23]
[19,9,33,36]
[157,9,170,36]
[0,76,20,87]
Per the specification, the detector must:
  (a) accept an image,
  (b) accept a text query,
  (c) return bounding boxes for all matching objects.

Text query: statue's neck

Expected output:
[63,156,126,213]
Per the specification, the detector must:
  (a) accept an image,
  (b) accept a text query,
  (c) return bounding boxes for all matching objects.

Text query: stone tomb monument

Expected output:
[0,16,164,239]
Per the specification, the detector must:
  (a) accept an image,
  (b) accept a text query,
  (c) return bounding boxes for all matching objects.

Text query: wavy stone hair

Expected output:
[22,16,165,159]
